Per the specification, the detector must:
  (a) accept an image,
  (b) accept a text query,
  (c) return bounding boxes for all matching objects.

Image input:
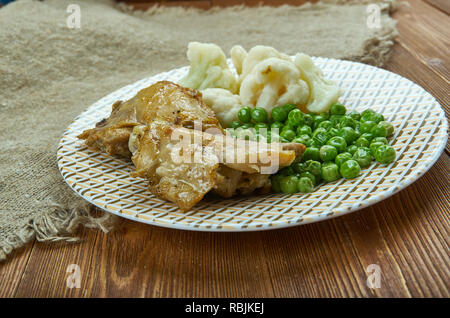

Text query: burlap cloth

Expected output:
[0,0,398,261]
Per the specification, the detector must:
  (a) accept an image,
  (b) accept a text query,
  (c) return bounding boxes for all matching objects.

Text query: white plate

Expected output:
[57,58,448,231]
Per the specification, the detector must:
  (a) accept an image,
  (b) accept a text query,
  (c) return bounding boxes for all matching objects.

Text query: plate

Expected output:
[57,58,448,231]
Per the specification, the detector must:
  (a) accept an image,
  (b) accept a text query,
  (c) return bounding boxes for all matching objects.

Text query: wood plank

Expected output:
[424,0,450,15]
[394,0,450,88]
[0,241,35,297]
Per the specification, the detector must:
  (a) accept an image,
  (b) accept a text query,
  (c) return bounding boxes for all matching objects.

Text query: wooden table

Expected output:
[0,0,448,298]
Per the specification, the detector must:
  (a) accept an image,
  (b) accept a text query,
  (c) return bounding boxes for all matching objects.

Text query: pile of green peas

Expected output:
[228,103,397,194]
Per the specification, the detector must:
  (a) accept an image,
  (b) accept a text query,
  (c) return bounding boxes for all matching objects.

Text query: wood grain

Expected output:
[424,0,450,14]
[1,0,449,298]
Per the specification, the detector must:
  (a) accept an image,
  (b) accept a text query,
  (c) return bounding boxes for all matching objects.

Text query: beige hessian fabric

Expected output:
[0,0,398,261]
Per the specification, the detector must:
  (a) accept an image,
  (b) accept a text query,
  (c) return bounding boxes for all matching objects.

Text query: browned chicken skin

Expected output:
[78,81,222,158]
[79,81,305,211]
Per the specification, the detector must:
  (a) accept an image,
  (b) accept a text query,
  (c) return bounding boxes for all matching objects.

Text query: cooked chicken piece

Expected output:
[215,134,305,174]
[130,123,304,210]
[131,121,219,211]
[79,80,305,210]
[78,81,222,158]
[213,165,271,198]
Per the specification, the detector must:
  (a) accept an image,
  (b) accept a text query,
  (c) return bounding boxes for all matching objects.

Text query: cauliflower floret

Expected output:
[239,57,309,113]
[179,42,238,93]
[230,45,247,76]
[295,53,341,113]
[201,88,242,127]
[235,45,291,83]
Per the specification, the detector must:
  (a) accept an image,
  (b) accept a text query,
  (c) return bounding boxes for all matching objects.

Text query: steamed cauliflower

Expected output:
[201,88,242,127]
[295,53,341,113]
[179,42,238,94]
[239,57,309,113]
[230,45,247,76]
[231,45,291,82]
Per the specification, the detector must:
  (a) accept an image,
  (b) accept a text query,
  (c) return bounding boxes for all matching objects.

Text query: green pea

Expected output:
[372,137,388,145]
[271,121,284,130]
[321,162,341,182]
[254,122,269,133]
[287,109,304,127]
[354,125,361,138]
[320,145,338,162]
[309,139,320,148]
[340,159,361,179]
[374,145,396,164]
[330,114,344,127]
[347,111,361,121]
[328,127,340,137]
[372,121,394,137]
[303,114,314,127]
[359,120,376,134]
[330,103,347,115]
[293,134,312,146]
[304,160,322,177]
[353,147,372,168]
[297,125,312,136]
[237,107,252,123]
[373,113,385,123]
[313,115,326,130]
[361,110,384,123]
[313,127,327,135]
[280,175,299,194]
[282,104,297,113]
[293,162,306,174]
[279,166,295,176]
[338,116,357,129]
[354,136,370,148]
[335,152,353,167]
[360,132,374,142]
[326,136,347,153]
[361,109,376,117]
[302,147,320,162]
[281,122,295,131]
[240,123,254,129]
[271,106,288,122]
[297,177,314,193]
[230,121,241,129]
[271,175,283,193]
[346,145,358,155]
[251,107,268,123]
[370,122,389,137]
[312,130,330,147]
[338,127,357,144]
[318,120,333,130]
[320,112,330,120]
[280,129,296,141]
[370,142,384,157]
[299,171,317,186]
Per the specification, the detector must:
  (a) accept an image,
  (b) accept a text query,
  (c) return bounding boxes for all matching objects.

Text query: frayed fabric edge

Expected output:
[0,201,117,262]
